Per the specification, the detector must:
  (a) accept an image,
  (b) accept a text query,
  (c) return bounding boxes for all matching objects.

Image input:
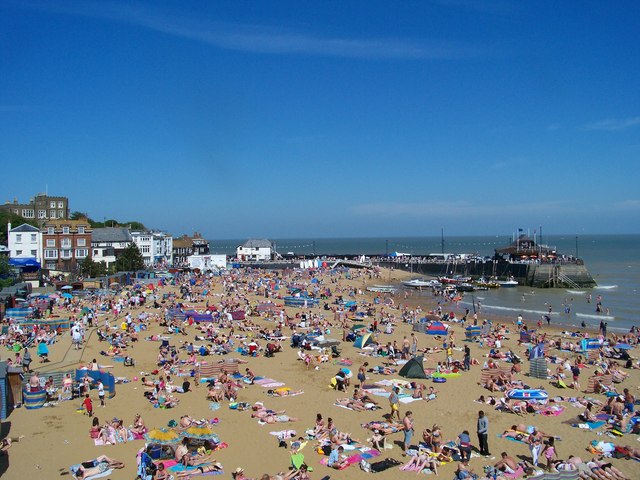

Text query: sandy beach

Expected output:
[2,266,639,480]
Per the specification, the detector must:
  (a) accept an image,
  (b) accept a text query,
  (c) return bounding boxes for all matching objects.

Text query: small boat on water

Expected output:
[506,389,549,401]
[498,277,519,287]
[367,285,397,293]
[474,277,501,289]
[455,283,476,292]
[439,275,471,285]
[402,278,437,288]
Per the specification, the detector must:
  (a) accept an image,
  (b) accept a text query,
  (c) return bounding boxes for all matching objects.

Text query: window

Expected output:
[24,209,34,218]
[13,209,18,214]
[75,249,88,258]
[16,250,22,255]
[50,209,56,218]
[77,238,86,247]
[15,234,22,243]
[61,238,71,248]
[50,201,56,208]
[45,250,57,259]
[47,227,54,235]
[46,261,57,269]
[61,250,72,259]
[62,226,70,234]
[58,209,64,218]
[46,239,55,247]
[31,249,37,256]
[38,210,46,218]
[93,249,99,256]
[78,226,85,234]
[31,234,37,242]
[141,245,150,253]
[58,201,63,208]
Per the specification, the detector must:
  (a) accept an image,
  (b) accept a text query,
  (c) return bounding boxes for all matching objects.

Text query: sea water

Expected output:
[209,235,639,332]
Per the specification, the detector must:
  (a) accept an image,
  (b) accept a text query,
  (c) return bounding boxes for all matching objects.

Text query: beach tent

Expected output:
[530,354,548,379]
[520,330,535,344]
[399,356,427,379]
[425,321,448,335]
[464,326,482,341]
[353,333,373,349]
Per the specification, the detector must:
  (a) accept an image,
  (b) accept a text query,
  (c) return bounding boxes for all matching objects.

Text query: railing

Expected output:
[556,271,580,289]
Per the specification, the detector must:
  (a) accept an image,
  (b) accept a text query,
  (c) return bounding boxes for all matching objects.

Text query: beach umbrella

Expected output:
[61,285,74,290]
[144,428,182,445]
[182,425,220,442]
[61,293,73,299]
[351,324,366,331]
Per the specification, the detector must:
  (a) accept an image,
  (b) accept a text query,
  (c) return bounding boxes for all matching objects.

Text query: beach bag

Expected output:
[370,458,401,473]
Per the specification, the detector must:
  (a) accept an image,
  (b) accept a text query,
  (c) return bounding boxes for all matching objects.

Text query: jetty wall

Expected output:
[375,261,597,288]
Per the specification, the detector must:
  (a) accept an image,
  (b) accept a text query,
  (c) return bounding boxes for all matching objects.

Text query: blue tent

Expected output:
[353,333,373,348]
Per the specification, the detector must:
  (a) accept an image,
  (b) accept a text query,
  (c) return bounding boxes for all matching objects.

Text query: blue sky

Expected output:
[1,0,639,239]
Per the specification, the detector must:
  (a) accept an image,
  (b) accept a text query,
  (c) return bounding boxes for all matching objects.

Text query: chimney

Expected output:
[13,198,18,204]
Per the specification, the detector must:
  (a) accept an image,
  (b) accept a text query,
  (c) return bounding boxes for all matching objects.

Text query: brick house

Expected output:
[42,219,93,272]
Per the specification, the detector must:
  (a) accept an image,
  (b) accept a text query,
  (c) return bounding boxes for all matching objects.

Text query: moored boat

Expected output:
[367,285,397,293]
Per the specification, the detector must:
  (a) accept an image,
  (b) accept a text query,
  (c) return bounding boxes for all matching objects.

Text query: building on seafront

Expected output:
[42,219,92,272]
[91,227,133,269]
[172,233,210,268]
[1,193,70,222]
[7,223,42,264]
[236,239,273,261]
[131,230,173,268]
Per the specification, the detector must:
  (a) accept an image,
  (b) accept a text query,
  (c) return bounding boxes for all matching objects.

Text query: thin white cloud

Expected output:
[12,1,484,60]
[350,199,640,218]
[546,123,561,131]
[611,199,640,211]
[349,200,568,218]
[583,116,640,131]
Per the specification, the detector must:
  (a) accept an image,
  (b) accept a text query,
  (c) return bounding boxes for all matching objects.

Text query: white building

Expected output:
[131,230,173,268]
[7,223,42,263]
[91,227,133,269]
[188,254,227,271]
[236,239,273,261]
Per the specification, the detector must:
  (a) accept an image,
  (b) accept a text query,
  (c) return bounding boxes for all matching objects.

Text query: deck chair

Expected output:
[137,452,155,480]
[291,453,306,470]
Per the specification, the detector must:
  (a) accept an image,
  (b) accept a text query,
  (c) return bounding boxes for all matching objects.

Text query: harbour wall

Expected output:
[374,260,597,288]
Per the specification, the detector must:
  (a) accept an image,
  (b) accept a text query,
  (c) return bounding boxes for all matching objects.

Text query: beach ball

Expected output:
[133,376,138,381]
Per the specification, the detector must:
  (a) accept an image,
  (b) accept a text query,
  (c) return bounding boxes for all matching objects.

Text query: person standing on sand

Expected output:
[402,411,414,455]
[389,387,401,422]
[477,410,490,456]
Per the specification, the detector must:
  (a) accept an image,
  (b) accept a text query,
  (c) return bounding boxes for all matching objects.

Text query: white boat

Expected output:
[498,277,519,287]
[367,285,397,293]
[402,278,434,288]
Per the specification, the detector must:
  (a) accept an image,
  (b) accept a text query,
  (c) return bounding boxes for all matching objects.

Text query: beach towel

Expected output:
[167,462,223,476]
[269,429,297,438]
[572,421,606,430]
[539,406,565,416]
[504,466,526,479]
[498,433,530,445]
[70,465,112,480]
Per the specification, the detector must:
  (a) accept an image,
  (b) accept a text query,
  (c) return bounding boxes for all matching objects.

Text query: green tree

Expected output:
[124,221,146,231]
[115,243,145,272]
[0,211,40,244]
[0,257,15,288]
[79,257,107,278]
[70,211,89,220]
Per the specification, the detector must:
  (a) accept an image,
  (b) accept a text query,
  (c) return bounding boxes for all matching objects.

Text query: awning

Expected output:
[9,257,41,268]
